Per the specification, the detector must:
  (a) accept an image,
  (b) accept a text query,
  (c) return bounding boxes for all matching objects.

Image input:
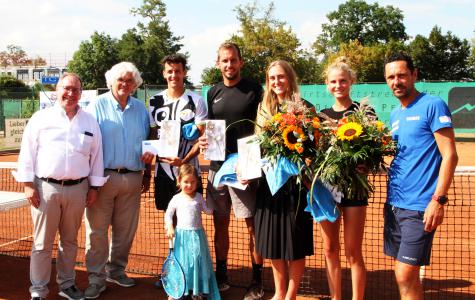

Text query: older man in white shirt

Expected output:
[14,73,107,300]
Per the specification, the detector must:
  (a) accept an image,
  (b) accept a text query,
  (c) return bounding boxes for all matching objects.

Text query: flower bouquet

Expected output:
[255,98,340,222]
[314,100,396,202]
[256,98,322,182]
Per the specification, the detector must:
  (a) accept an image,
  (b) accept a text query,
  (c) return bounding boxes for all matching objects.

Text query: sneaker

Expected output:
[58,285,85,300]
[243,282,264,300]
[106,274,136,287]
[217,278,230,292]
[84,283,106,299]
[216,271,230,292]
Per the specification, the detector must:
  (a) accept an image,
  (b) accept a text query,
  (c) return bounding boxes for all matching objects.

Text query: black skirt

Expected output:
[254,178,314,260]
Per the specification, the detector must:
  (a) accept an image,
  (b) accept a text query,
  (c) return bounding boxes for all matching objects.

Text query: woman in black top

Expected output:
[319,57,367,300]
[254,60,314,300]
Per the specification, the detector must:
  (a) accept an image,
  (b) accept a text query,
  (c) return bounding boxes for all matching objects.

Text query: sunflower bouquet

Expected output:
[256,99,324,181]
[314,101,396,202]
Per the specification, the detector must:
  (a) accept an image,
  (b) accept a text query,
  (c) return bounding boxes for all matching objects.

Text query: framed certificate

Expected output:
[157,120,180,157]
[204,120,226,161]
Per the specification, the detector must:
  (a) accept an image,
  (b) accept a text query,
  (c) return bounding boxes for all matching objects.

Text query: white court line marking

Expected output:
[0,235,33,248]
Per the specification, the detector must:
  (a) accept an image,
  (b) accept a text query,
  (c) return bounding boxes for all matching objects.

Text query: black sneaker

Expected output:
[216,277,230,292]
[58,285,85,300]
[243,282,264,300]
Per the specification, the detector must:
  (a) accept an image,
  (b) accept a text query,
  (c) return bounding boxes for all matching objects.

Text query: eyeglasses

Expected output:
[117,77,135,85]
[60,86,81,94]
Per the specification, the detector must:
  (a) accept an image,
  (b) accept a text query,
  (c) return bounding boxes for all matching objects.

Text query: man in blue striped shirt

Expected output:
[84,62,154,299]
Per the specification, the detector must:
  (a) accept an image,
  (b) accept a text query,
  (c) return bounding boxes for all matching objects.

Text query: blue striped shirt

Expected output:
[86,91,150,171]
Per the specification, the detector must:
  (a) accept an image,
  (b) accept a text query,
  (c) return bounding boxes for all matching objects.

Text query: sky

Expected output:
[0,0,473,85]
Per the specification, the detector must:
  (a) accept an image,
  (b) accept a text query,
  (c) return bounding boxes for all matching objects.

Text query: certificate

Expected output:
[142,120,181,158]
[156,120,180,157]
[237,135,262,180]
[204,120,226,161]
[142,140,160,156]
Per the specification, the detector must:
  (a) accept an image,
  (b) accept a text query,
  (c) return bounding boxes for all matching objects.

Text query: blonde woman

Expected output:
[254,60,314,300]
[320,57,369,300]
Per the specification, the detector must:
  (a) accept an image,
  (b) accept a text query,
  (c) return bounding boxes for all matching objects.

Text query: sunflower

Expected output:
[336,122,363,141]
[282,125,306,150]
[375,121,385,132]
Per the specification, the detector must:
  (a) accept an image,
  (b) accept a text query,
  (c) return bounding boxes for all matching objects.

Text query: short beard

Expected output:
[223,72,239,81]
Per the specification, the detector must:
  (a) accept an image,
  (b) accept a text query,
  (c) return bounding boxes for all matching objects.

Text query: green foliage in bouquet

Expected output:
[314,100,396,201]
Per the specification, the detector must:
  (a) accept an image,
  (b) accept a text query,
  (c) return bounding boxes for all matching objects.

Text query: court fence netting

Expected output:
[0,162,474,299]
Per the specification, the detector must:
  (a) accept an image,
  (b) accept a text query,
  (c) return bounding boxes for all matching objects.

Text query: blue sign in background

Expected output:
[41,76,59,85]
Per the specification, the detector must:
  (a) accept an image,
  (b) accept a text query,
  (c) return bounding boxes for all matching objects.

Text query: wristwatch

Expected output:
[431,195,448,205]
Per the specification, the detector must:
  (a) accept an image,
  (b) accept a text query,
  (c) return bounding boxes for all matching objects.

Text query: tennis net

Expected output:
[0,162,474,299]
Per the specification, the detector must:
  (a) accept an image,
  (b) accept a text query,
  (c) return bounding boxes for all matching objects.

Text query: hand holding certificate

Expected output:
[142,120,181,158]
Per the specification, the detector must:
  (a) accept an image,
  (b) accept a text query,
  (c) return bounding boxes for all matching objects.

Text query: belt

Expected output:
[38,177,87,186]
[106,168,139,174]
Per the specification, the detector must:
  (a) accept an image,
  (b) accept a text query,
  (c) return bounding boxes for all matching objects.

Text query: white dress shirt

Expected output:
[14,104,107,187]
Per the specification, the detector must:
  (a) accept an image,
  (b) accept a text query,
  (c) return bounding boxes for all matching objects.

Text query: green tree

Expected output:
[201,1,320,85]
[200,67,222,86]
[469,35,475,79]
[313,0,407,55]
[324,40,406,83]
[0,75,29,91]
[0,75,31,99]
[126,0,184,84]
[68,32,120,89]
[409,26,471,80]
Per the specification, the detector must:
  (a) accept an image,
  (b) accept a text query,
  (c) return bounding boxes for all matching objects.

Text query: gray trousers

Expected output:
[29,178,88,298]
[85,170,142,285]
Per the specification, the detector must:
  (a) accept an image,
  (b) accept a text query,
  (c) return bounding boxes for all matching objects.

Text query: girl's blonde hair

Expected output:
[176,164,199,189]
[323,56,357,84]
[256,60,300,131]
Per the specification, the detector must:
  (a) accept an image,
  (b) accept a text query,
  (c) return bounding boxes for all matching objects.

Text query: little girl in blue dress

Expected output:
[165,164,221,300]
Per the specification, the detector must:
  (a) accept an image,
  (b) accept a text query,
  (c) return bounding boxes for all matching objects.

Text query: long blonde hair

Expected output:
[256,60,300,131]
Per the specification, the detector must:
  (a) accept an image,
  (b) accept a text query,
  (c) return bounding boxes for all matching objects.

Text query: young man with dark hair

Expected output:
[149,54,207,211]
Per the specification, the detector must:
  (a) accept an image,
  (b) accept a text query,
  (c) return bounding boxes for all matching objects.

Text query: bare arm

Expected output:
[182,124,205,164]
[423,127,458,231]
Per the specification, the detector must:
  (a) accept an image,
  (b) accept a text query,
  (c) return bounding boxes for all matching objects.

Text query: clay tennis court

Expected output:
[1,142,474,299]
